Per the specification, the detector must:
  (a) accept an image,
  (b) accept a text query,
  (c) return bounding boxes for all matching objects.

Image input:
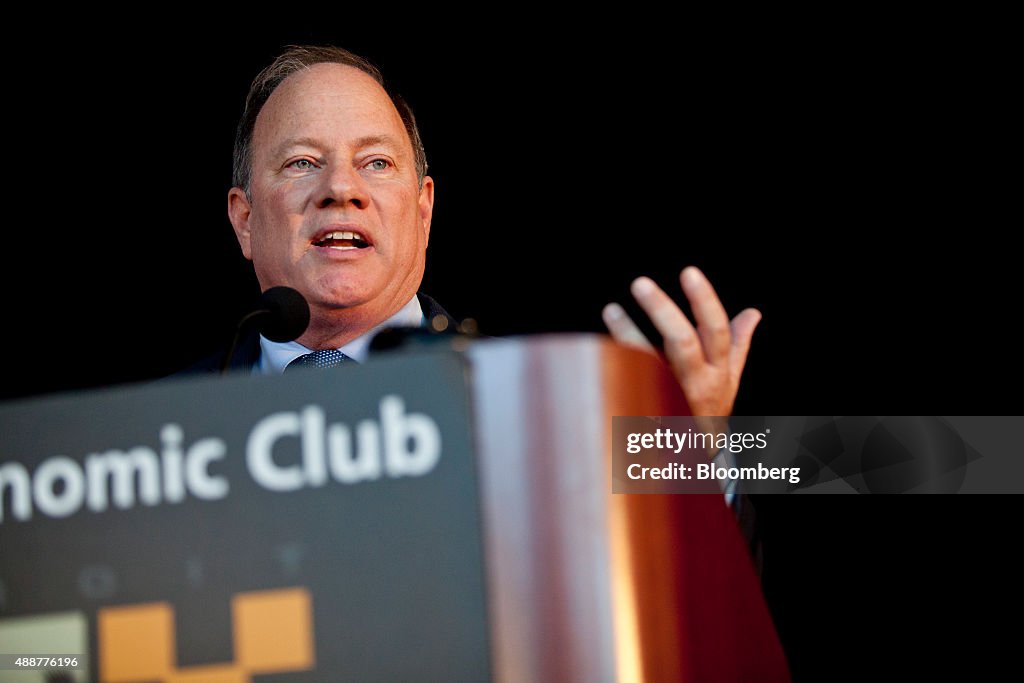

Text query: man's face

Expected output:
[229,63,433,329]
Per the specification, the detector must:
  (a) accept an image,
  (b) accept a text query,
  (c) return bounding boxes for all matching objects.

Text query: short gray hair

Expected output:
[232,45,428,195]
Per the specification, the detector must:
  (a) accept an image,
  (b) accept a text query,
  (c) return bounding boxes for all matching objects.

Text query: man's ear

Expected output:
[227,187,254,260]
[418,176,435,247]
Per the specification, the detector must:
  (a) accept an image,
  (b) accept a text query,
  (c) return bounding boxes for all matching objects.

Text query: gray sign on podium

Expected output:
[0,350,489,681]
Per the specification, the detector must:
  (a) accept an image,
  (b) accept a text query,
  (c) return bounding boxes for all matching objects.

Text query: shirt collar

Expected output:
[255,295,425,375]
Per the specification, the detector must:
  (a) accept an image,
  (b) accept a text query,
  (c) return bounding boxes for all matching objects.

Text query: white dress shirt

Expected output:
[253,295,425,375]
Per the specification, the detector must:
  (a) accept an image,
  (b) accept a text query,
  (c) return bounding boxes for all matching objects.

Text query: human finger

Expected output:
[630,276,706,376]
[728,308,763,374]
[602,303,655,351]
[680,266,731,367]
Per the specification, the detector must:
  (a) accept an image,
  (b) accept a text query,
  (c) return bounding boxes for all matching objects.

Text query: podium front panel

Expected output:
[0,351,490,681]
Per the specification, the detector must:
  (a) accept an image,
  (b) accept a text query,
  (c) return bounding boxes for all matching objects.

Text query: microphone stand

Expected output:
[220,308,271,375]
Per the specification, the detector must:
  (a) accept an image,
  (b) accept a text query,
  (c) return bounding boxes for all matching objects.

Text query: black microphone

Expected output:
[220,286,310,374]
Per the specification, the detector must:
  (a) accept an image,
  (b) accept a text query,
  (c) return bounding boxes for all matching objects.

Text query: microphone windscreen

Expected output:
[258,286,310,342]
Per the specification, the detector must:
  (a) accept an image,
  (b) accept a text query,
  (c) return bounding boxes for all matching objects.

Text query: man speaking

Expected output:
[193,44,761,424]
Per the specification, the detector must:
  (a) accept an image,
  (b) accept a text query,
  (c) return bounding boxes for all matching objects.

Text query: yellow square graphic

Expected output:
[99,602,174,681]
[233,587,314,673]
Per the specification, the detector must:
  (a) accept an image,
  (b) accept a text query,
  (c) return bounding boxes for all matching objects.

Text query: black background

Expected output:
[1,17,1017,678]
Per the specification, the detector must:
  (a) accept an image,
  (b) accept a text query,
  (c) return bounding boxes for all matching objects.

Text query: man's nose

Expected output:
[316,163,370,209]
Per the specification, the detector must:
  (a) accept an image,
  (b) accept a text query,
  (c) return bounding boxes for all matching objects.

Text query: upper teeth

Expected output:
[322,231,364,241]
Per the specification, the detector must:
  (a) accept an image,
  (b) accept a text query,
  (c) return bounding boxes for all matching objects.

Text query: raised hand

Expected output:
[602,266,761,418]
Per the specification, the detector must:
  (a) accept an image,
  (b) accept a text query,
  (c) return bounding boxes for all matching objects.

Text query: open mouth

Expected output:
[312,230,371,250]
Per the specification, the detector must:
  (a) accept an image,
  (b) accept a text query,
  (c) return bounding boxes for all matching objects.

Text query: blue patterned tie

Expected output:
[285,349,353,372]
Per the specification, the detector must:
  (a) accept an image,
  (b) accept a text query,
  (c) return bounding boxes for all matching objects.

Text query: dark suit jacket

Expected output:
[178,292,456,376]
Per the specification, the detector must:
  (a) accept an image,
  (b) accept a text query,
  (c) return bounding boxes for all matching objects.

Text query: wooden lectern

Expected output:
[470,336,789,682]
[0,334,788,682]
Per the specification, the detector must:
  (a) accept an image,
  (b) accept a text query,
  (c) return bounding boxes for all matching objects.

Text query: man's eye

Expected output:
[289,159,316,170]
[366,159,391,171]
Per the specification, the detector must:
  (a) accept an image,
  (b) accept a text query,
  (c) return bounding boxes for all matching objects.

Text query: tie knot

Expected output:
[286,349,353,372]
